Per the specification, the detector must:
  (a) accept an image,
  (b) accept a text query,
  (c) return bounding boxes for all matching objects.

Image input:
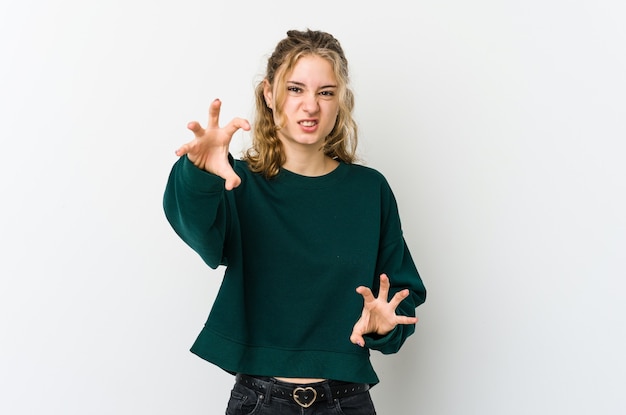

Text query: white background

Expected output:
[1,0,625,414]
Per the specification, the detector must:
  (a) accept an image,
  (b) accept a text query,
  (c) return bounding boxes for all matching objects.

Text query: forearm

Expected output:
[163,156,230,268]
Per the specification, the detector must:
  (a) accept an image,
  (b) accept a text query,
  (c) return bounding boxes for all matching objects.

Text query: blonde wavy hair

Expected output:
[243,29,358,178]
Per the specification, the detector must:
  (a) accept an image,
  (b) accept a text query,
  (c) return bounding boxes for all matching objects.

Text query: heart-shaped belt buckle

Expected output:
[293,386,317,408]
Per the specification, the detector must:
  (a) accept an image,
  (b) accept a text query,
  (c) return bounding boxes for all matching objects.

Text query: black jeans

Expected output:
[225,375,377,415]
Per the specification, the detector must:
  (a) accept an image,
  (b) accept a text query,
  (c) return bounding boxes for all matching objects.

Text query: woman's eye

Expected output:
[287,86,302,93]
[320,90,335,97]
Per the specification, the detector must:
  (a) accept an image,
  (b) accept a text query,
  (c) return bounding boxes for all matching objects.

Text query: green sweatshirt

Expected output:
[163,155,426,384]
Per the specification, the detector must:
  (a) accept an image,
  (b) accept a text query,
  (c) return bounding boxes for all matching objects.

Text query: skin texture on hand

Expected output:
[175,99,250,190]
[350,274,418,347]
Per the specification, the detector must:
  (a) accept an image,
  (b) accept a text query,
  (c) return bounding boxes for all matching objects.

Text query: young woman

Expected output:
[164,29,426,415]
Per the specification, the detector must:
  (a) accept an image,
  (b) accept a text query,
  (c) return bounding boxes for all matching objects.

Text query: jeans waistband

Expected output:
[235,373,370,408]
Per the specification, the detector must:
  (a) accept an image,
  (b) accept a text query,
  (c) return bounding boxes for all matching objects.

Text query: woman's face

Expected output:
[266,55,340,151]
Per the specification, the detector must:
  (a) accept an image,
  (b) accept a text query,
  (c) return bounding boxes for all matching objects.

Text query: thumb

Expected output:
[350,332,365,348]
[350,324,366,348]
[224,172,242,190]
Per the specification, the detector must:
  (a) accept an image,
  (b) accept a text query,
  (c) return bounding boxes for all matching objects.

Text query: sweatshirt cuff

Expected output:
[363,323,414,355]
[179,155,227,193]
[363,327,399,349]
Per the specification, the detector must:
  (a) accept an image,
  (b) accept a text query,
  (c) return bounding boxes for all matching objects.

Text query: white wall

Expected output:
[1,0,624,414]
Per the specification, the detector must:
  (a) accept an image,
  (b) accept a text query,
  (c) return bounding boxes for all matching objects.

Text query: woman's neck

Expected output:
[282,150,339,177]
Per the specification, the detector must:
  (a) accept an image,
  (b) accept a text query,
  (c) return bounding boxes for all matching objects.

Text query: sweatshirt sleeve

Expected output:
[162,155,232,269]
[364,179,427,354]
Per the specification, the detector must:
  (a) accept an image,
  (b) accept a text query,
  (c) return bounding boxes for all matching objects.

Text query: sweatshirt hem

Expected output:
[190,327,381,385]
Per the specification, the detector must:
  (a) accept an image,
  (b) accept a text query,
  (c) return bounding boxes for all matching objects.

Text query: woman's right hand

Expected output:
[175,99,251,190]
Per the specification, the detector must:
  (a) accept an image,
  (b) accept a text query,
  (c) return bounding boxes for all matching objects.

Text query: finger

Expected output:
[388,288,410,309]
[222,117,251,137]
[355,286,375,303]
[187,121,205,137]
[377,273,390,300]
[395,315,418,325]
[207,98,222,128]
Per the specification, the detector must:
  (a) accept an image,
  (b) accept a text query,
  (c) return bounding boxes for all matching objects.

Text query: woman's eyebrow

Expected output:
[287,80,338,89]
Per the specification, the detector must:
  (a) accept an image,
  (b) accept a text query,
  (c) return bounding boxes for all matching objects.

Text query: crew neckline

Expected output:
[275,161,350,189]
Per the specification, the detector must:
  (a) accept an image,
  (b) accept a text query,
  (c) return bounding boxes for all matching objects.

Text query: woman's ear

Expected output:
[263,79,273,109]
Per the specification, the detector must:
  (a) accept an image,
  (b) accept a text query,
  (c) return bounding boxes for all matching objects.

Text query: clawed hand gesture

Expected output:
[350,274,418,347]
[176,99,250,190]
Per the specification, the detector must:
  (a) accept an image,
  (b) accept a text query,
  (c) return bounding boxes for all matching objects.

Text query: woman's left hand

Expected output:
[350,273,418,347]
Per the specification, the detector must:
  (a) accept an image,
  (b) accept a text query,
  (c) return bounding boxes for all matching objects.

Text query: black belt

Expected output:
[235,374,370,408]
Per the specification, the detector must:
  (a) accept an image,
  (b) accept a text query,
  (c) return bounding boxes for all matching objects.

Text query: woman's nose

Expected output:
[302,93,320,113]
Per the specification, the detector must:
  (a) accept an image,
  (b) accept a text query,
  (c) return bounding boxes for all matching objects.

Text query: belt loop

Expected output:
[264,377,276,405]
[322,381,334,405]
